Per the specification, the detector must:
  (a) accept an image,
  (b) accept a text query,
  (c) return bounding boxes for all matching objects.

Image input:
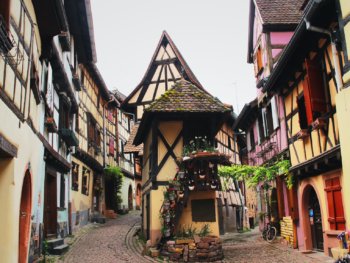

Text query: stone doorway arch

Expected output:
[19,170,32,263]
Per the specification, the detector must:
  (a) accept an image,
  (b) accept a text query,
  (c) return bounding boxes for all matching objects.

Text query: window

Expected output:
[72,162,79,191]
[271,96,279,129]
[254,46,263,76]
[87,113,101,152]
[75,112,79,132]
[60,174,65,208]
[247,129,255,151]
[81,167,90,196]
[109,135,115,157]
[227,135,231,150]
[297,94,308,130]
[325,177,345,230]
[30,62,41,104]
[59,94,71,130]
[257,112,265,143]
[303,58,327,125]
[264,104,274,136]
[0,1,12,54]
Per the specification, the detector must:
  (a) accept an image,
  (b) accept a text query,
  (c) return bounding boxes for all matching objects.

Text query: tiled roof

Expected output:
[256,0,305,25]
[146,79,230,113]
[124,123,143,154]
[111,89,127,103]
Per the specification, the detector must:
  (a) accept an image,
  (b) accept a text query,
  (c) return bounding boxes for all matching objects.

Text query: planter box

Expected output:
[296,129,309,140]
[311,117,327,130]
[45,117,58,133]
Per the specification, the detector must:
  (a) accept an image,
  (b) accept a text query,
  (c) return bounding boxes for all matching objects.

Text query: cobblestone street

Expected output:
[222,228,333,263]
[60,211,335,263]
[61,211,146,263]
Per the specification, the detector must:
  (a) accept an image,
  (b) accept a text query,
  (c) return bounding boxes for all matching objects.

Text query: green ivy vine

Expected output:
[218,159,293,189]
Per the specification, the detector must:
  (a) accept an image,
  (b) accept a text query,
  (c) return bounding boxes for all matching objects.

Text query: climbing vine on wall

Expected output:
[218,159,293,188]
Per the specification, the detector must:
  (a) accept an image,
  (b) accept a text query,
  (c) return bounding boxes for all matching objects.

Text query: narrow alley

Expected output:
[60,213,333,263]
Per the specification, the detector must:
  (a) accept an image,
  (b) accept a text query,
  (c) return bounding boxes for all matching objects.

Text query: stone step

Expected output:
[47,238,64,250]
[51,244,69,255]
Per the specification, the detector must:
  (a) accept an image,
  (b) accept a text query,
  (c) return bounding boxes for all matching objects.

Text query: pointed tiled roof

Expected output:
[146,79,230,113]
[122,31,204,107]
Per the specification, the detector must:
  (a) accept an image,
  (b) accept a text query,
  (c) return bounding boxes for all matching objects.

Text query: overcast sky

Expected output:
[91,1,256,113]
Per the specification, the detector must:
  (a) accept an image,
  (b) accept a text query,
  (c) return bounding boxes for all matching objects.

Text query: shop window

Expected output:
[325,177,345,230]
[72,162,79,191]
[82,167,90,196]
[303,58,327,125]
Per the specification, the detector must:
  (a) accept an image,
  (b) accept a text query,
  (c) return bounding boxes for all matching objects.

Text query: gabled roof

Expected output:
[256,0,305,26]
[122,31,204,109]
[233,98,258,131]
[124,123,143,155]
[247,0,305,63]
[146,79,229,113]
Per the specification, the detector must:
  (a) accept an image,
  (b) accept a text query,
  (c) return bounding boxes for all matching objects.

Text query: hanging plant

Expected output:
[218,159,293,188]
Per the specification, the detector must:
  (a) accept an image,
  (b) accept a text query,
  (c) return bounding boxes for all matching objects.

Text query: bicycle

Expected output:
[262,222,277,242]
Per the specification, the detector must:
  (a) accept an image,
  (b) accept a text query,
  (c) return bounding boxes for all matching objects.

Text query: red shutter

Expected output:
[287,185,299,220]
[325,177,345,230]
[109,136,114,156]
[304,58,327,125]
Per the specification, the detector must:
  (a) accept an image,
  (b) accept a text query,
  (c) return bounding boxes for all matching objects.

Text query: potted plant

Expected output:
[164,212,171,223]
[178,171,185,179]
[188,180,195,191]
[178,190,184,198]
[169,191,176,201]
[210,180,217,190]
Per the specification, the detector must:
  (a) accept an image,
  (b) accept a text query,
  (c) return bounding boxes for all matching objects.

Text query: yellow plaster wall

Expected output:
[0,101,43,263]
[149,186,167,245]
[71,158,94,214]
[157,121,183,182]
[340,0,350,18]
[177,191,219,237]
[336,88,350,229]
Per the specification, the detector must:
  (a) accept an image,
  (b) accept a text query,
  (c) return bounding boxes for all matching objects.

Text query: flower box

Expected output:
[311,117,327,130]
[45,117,57,133]
[296,129,309,140]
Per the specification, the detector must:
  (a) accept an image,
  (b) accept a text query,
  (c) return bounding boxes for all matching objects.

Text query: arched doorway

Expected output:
[135,184,141,210]
[19,170,32,263]
[128,185,133,211]
[302,185,324,251]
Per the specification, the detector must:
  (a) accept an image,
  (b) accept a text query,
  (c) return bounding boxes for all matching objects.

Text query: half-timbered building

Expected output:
[123,31,244,237]
[236,0,306,239]
[133,79,232,245]
[263,0,347,255]
[112,89,136,211]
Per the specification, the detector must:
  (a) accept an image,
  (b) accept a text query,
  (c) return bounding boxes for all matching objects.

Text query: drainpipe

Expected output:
[305,20,344,92]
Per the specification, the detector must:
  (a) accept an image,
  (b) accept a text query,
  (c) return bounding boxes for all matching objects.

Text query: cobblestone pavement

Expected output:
[221,228,334,263]
[61,211,334,263]
[61,211,146,263]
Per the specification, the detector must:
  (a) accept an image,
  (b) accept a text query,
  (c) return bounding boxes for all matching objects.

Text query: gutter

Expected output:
[263,0,326,93]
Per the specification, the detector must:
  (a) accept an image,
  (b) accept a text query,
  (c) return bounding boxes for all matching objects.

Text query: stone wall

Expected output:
[161,236,223,262]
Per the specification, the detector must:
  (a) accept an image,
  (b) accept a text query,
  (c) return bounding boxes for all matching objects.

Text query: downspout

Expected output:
[305,20,344,92]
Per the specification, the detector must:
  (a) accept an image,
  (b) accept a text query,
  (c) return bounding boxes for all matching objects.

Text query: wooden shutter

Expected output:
[256,119,261,144]
[262,108,268,137]
[303,58,327,125]
[287,185,299,220]
[325,177,345,230]
[257,47,263,71]
[0,0,10,29]
[271,96,279,129]
[109,136,114,156]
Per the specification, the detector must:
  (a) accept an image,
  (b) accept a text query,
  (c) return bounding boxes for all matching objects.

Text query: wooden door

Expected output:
[19,171,32,263]
[128,185,133,211]
[44,172,57,238]
[309,188,323,250]
[146,194,150,240]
